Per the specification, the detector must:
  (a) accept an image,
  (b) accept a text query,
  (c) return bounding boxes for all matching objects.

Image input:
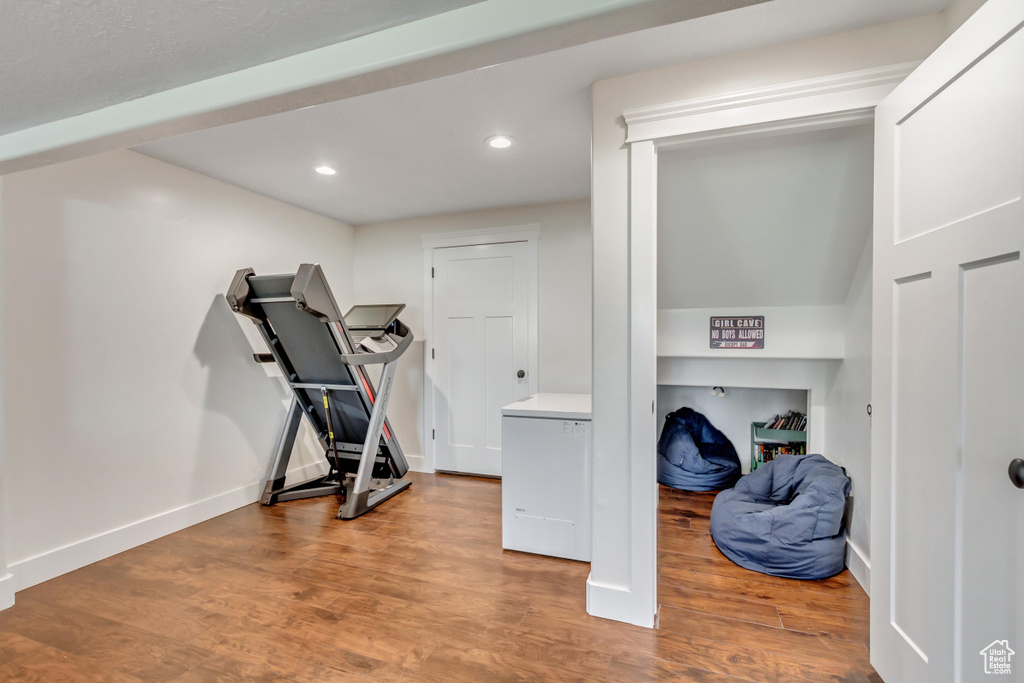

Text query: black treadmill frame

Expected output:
[226,263,413,519]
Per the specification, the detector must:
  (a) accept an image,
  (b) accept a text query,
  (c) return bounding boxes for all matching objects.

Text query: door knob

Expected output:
[1010,459,1024,489]
[517,370,525,379]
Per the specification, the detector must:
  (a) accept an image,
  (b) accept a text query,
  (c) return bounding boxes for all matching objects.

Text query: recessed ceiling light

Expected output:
[314,165,337,175]
[486,135,514,149]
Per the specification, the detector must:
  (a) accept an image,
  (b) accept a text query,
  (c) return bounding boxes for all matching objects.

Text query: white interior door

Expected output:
[433,242,531,476]
[871,1,1024,681]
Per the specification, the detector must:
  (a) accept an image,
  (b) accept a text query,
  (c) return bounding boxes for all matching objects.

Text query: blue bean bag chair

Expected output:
[710,453,851,580]
[657,408,741,492]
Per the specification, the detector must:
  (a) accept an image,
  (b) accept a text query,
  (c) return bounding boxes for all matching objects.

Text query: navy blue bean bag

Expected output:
[710,453,851,580]
[657,408,741,492]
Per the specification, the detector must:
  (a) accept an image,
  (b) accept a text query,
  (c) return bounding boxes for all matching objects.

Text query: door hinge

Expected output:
[432,348,435,359]
[432,429,435,439]
[652,400,655,414]
[431,267,435,278]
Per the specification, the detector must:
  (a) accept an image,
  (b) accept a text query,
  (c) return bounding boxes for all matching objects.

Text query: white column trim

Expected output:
[597,61,912,628]
[586,577,640,624]
[588,141,659,628]
[628,140,658,627]
[0,575,12,611]
[420,257,436,474]
[0,175,10,611]
[420,224,540,474]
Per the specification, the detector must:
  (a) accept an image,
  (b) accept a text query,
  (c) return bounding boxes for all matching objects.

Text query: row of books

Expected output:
[756,442,807,463]
[762,410,807,432]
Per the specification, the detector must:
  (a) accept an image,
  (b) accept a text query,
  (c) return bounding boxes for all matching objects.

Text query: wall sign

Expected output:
[710,316,765,349]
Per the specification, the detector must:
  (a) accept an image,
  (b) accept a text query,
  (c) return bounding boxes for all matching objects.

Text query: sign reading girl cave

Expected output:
[710,316,765,349]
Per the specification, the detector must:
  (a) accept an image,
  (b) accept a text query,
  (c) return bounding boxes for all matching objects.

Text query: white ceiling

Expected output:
[657,125,875,308]
[0,0,484,136]
[134,0,948,226]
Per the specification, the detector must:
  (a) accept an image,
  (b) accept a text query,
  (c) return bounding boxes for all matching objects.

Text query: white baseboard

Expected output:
[284,459,329,485]
[405,454,432,473]
[8,461,325,594]
[846,537,871,595]
[283,461,329,483]
[586,574,655,628]
[0,572,14,611]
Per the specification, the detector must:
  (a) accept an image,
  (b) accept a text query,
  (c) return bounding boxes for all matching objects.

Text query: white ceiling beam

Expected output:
[0,0,765,175]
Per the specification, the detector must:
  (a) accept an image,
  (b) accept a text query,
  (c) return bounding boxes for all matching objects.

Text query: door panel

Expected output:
[873,2,1024,681]
[890,272,945,664]
[895,26,1023,242]
[960,253,1023,681]
[447,315,475,447]
[448,255,515,305]
[433,242,530,476]
[485,315,515,451]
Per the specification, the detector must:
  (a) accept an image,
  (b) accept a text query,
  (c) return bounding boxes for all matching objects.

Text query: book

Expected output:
[759,411,806,432]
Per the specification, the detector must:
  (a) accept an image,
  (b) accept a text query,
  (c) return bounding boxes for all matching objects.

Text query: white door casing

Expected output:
[0,177,9,610]
[871,1,1024,681]
[610,63,915,627]
[421,226,539,476]
[433,241,530,475]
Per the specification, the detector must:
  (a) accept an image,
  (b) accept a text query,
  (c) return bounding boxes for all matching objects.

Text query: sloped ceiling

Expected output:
[657,125,874,308]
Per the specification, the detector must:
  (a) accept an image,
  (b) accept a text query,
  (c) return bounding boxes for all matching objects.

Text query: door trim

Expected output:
[596,62,916,628]
[622,61,920,143]
[420,224,540,474]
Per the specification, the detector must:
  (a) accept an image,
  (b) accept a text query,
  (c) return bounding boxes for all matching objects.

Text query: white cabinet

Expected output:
[500,393,591,562]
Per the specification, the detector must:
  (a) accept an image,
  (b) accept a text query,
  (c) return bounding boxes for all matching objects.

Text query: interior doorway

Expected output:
[593,59,913,628]
[653,123,875,647]
[431,241,530,476]
[421,226,539,476]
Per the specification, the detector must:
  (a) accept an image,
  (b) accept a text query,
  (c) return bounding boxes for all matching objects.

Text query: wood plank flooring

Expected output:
[0,474,879,681]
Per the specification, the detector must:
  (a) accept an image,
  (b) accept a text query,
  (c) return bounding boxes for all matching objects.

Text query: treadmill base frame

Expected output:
[261,473,411,518]
[337,478,412,519]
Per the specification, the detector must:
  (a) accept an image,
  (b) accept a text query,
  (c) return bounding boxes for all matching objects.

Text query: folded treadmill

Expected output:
[226,263,412,519]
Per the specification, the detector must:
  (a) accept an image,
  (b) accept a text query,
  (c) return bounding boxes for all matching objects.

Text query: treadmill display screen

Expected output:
[344,304,405,330]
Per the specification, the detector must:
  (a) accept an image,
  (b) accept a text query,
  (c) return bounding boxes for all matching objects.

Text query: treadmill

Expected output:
[226,263,413,519]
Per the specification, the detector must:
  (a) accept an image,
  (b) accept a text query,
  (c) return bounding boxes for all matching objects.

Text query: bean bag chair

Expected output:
[710,453,851,580]
[657,408,741,492]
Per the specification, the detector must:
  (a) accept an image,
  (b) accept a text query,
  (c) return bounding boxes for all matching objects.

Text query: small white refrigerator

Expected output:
[500,393,591,562]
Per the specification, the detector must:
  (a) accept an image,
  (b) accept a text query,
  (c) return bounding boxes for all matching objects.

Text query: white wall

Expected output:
[825,236,873,592]
[351,199,591,468]
[658,357,840,456]
[657,386,807,475]
[591,15,946,626]
[0,149,354,595]
[658,306,845,359]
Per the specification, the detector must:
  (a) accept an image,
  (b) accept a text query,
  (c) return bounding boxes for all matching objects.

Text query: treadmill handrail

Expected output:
[336,319,414,365]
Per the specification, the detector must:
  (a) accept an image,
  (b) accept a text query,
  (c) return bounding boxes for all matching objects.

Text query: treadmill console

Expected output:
[344,304,406,345]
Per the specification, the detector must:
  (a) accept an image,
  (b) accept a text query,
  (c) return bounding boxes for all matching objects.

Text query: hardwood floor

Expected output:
[0,474,878,682]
